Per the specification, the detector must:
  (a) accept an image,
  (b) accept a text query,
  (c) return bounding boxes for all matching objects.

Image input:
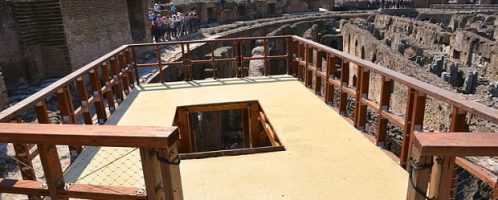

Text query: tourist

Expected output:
[162,16,171,41]
[170,15,178,38]
[170,4,177,13]
[154,3,161,11]
[154,14,164,42]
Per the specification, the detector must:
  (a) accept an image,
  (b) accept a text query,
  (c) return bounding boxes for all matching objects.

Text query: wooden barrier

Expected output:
[0,35,496,199]
[0,123,182,200]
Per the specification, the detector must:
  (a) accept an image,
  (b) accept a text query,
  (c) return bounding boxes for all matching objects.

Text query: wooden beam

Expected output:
[339,60,349,115]
[159,143,183,200]
[413,132,498,156]
[140,148,165,200]
[0,179,49,196]
[250,102,260,148]
[38,144,67,200]
[179,101,256,113]
[61,184,146,200]
[0,123,178,148]
[242,109,250,148]
[376,77,394,146]
[177,109,193,153]
[89,69,108,124]
[428,156,455,200]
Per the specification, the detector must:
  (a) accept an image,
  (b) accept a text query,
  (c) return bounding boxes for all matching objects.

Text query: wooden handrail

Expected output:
[0,123,179,148]
[408,132,498,200]
[413,132,498,156]
[291,36,498,125]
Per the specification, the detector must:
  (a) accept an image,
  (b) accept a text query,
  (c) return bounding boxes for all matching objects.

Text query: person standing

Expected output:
[154,14,164,42]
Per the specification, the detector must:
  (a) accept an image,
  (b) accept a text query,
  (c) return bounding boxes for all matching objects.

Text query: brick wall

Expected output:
[0,72,8,111]
[0,1,29,86]
[61,0,133,70]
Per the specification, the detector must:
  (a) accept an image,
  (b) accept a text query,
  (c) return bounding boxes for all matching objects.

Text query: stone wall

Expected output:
[342,22,454,130]
[61,0,133,71]
[0,72,8,110]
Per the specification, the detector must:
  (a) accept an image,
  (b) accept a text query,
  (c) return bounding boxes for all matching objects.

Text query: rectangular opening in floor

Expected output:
[173,100,284,159]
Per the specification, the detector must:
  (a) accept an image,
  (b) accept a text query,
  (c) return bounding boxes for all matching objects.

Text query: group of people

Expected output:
[149,10,201,43]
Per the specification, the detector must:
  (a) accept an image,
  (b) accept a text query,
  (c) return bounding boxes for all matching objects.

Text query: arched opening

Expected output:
[352,75,357,87]
[347,34,351,53]
[361,46,365,59]
[372,53,377,63]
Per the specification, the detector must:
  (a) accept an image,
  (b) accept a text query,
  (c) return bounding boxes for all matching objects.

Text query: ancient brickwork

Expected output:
[0,72,8,110]
[61,0,133,71]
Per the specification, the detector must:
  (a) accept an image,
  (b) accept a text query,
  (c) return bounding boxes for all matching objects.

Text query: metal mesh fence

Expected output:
[452,166,496,200]
[0,144,145,200]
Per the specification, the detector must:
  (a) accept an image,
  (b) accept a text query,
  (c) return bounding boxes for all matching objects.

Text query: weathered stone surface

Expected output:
[0,72,8,110]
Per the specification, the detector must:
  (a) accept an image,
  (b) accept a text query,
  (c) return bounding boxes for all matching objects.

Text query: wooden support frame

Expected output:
[376,77,394,146]
[338,60,350,115]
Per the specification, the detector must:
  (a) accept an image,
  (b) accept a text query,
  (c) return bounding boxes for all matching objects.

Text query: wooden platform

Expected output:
[64,75,408,199]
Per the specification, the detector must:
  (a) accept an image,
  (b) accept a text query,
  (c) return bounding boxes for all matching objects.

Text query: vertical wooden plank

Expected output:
[303,44,309,85]
[401,89,426,169]
[406,147,432,200]
[242,109,250,148]
[177,109,192,153]
[263,39,269,76]
[38,144,67,200]
[450,106,468,132]
[101,62,116,112]
[89,69,107,124]
[428,156,456,200]
[238,41,245,77]
[376,77,394,146]
[157,45,164,83]
[131,47,141,86]
[13,143,36,181]
[56,88,82,157]
[35,101,50,124]
[339,60,350,115]
[159,143,183,200]
[356,68,370,129]
[110,57,125,103]
[210,42,216,79]
[186,43,192,81]
[250,102,260,148]
[76,78,93,125]
[306,47,313,87]
[118,52,130,95]
[124,49,136,88]
[325,55,336,104]
[286,38,294,75]
[354,66,363,127]
[314,51,323,95]
[140,148,165,200]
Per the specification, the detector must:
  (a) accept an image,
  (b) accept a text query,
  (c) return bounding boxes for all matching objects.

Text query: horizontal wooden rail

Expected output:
[413,132,498,156]
[128,35,291,47]
[0,123,179,148]
[408,132,498,200]
[0,124,182,200]
[291,36,498,125]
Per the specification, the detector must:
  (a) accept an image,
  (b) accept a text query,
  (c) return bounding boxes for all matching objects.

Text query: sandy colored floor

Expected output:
[64,75,408,200]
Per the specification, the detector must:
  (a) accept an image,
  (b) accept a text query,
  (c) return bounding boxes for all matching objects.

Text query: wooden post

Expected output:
[401,89,426,169]
[159,143,183,200]
[158,45,164,83]
[56,88,82,157]
[124,49,136,88]
[263,39,269,76]
[89,69,108,124]
[250,102,260,147]
[428,156,456,200]
[297,43,304,81]
[314,51,323,95]
[306,47,313,87]
[76,78,93,125]
[450,106,468,132]
[110,57,124,103]
[406,145,432,200]
[35,101,50,124]
[140,148,165,200]
[101,63,117,112]
[118,52,130,95]
[339,60,350,115]
[38,144,67,200]
[325,55,336,104]
[286,38,294,76]
[186,43,192,81]
[177,109,192,153]
[356,67,370,129]
[210,42,216,79]
[376,77,394,146]
[131,47,141,86]
[242,109,250,148]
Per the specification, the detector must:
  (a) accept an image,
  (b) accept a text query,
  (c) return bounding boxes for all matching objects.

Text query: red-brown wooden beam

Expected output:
[376,77,394,146]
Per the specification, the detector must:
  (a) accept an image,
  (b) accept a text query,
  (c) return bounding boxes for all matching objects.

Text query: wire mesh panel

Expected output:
[452,166,496,200]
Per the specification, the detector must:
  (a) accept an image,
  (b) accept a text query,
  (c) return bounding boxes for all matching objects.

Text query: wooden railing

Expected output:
[289,36,498,199]
[409,132,498,200]
[0,123,182,200]
[0,35,496,199]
